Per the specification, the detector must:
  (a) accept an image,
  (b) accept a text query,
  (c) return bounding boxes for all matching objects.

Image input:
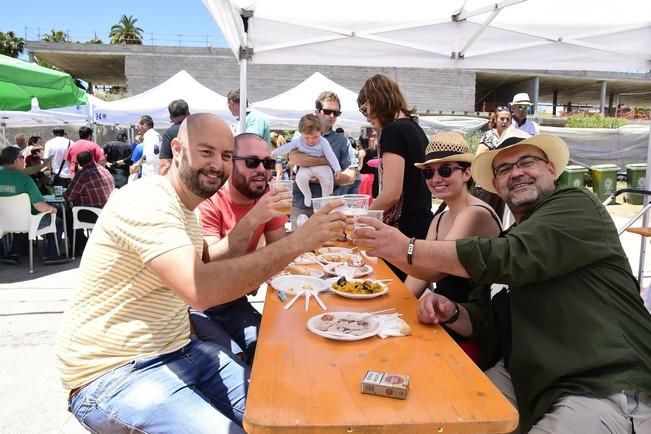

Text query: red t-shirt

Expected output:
[65,140,105,177]
[199,184,288,253]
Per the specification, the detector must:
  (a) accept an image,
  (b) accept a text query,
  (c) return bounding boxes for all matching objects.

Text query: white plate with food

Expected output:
[270,275,328,296]
[293,252,320,265]
[282,264,324,278]
[330,278,389,299]
[316,246,354,256]
[316,253,364,267]
[307,311,380,341]
[322,263,373,278]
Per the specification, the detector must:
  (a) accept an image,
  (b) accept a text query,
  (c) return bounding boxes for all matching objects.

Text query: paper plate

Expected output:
[322,263,373,278]
[307,311,380,341]
[330,279,389,299]
[293,252,320,265]
[316,252,364,266]
[316,246,354,256]
[269,275,328,296]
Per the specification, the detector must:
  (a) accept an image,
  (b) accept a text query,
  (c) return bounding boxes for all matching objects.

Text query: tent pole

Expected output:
[239,56,247,134]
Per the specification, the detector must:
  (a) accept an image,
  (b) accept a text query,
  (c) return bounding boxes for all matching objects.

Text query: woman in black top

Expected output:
[357,74,433,280]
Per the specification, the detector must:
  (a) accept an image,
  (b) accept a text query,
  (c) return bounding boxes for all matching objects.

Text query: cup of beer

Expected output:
[311,195,345,240]
[353,210,384,252]
[342,194,370,239]
[271,180,294,214]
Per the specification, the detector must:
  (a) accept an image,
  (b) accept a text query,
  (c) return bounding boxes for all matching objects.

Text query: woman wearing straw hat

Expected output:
[357,74,433,280]
[407,132,502,362]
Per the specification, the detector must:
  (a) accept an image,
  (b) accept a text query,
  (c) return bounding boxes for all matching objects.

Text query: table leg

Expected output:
[56,202,69,258]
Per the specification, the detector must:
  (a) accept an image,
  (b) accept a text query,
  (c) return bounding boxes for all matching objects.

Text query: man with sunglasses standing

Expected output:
[353,133,651,433]
[288,91,357,228]
[510,92,539,135]
[192,132,291,363]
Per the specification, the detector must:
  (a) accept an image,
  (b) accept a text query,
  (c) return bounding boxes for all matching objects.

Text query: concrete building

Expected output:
[24,42,651,116]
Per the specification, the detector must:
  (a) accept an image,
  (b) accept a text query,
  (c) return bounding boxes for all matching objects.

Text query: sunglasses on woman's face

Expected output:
[232,156,276,170]
[422,165,464,180]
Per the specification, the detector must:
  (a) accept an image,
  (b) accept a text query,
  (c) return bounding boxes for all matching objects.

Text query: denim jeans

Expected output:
[69,338,249,433]
[190,297,261,365]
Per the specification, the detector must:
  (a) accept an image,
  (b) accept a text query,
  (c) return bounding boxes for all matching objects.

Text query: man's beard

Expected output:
[503,176,554,210]
[231,168,269,199]
[178,151,227,198]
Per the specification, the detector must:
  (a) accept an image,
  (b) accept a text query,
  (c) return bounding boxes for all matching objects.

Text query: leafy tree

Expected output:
[42,30,70,43]
[109,15,144,45]
[566,113,628,129]
[0,31,25,57]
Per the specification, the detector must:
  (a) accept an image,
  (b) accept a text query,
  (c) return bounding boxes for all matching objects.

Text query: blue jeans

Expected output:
[190,297,261,365]
[69,338,249,433]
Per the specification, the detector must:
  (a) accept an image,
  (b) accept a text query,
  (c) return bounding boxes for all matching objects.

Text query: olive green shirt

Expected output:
[456,187,651,431]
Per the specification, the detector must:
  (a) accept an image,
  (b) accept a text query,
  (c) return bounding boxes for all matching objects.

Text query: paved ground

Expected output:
[1,199,650,434]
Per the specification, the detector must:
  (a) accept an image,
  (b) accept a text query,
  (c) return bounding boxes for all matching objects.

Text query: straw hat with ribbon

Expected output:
[471,131,569,194]
[414,132,475,169]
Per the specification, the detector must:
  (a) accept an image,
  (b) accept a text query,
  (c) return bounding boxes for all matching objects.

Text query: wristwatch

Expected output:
[440,302,460,325]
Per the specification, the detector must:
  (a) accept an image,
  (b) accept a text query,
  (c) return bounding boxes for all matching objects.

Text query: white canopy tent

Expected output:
[202,0,651,183]
[252,72,366,131]
[92,70,235,128]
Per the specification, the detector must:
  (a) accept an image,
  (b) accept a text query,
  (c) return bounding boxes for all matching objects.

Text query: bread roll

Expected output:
[286,265,311,275]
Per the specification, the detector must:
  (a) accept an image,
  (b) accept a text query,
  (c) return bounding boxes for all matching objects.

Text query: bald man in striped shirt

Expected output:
[55,113,345,434]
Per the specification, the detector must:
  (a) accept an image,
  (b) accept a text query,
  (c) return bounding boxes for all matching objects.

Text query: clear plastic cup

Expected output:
[353,210,384,251]
[271,180,294,214]
[311,195,343,213]
[311,195,344,240]
[342,194,370,238]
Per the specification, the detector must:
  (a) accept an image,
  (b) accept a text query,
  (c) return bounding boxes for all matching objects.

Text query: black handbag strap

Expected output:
[54,139,72,179]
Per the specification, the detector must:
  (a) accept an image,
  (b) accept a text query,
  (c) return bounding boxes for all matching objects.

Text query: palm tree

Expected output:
[42,30,70,43]
[0,31,24,57]
[109,15,144,45]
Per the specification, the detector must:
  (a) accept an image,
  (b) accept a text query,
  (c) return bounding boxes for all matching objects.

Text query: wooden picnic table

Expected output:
[245,254,518,433]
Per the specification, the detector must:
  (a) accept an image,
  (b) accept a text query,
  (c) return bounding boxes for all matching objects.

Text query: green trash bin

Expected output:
[590,164,619,202]
[558,165,588,188]
[626,163,647,205]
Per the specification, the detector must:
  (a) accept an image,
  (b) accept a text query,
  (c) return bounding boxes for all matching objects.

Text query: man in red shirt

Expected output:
[64,151,115,252]
[192,133,291,363]
[65,126,106,177]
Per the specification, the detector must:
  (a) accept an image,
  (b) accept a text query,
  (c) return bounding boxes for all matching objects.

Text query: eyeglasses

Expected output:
[421,165,465,180]
[492,155,548,178]
[359,103,368,118]
[321,108,341,117]
[232,156,276,170]
[496,106,510,112]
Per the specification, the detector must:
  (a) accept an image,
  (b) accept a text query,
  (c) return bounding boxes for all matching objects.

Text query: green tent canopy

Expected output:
[0,54,87,111]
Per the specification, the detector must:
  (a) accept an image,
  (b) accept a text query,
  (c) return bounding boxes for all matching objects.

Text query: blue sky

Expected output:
[1,0,227,48]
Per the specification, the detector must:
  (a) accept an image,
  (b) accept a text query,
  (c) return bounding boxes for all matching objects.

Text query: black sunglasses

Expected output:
[232,156,276,170]
[422,165,464,180]
[321,108,341,117]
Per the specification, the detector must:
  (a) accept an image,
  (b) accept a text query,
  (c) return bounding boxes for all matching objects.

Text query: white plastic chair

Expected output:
[0,193,60,273]
[71,206,102,259]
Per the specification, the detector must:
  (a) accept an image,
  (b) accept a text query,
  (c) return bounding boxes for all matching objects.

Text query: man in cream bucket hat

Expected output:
[353,133,651,432]
[510,92,539,135]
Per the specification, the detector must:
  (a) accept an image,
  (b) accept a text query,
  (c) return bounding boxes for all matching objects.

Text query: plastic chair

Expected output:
[603,188,651,282]
[71,206,102,259]
[0,193,60,273]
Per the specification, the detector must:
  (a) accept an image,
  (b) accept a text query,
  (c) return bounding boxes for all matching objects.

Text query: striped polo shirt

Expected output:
[55,176,203,390]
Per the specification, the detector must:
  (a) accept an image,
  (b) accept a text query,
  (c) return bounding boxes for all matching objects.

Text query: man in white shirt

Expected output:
[43,128,72,187]
[136,115,162,177]
[510,93,540,135]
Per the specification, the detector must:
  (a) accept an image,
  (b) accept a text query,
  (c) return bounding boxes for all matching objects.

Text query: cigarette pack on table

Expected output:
[361,370,409,400]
